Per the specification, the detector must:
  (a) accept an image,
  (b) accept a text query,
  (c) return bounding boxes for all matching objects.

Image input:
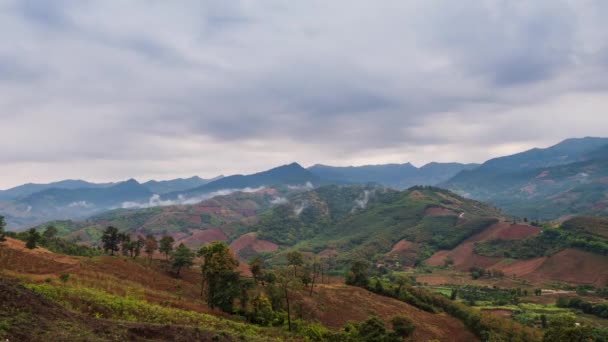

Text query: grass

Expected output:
[25,283,283,341]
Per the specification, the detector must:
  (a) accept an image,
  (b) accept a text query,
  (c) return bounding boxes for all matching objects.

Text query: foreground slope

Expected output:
[0,237,480,341]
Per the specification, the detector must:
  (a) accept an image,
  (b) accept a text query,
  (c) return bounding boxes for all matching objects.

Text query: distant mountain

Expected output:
[142,176,222,194]
[308,162,478,189]
[169,163,320,198]
[0,179,114,201]
[1,180,153,229]
[444,137,608,220]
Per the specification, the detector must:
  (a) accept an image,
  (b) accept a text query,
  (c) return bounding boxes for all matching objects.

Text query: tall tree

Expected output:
[133,235,145,258]
[42,225,58,242]
[25,228,41,249]
[119,233,132,257]
[171,243,195,277]
[286,251,303,277]
[0,216,6,244]
[275,268,302,332]
[144,234,158,261]
[249,255,265,284]
[198,242,240,312]
[101,226,120,256]
[345,260,370,287]
[159,235,175,260]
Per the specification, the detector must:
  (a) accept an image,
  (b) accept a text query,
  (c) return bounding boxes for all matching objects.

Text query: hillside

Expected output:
[444,137,608,219]
[427,217,608,287]
[0,237,479,341]
[308,162,478,189]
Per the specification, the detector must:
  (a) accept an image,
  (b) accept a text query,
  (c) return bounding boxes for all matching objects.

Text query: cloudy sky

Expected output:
[1,0,608,189]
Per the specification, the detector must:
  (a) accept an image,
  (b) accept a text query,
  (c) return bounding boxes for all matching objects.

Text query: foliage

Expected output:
[101,226,120,255]
[25,228,41,249]
[556,296,608,319]
[390,315,415,338]
[198,242,240,312]
[0,216,6,244]
[475,224,608,259]
[170,243,195,276]
[542,315,595,342]
[144,234,157,260]
[345,260,370,287]
[159,235,175,260]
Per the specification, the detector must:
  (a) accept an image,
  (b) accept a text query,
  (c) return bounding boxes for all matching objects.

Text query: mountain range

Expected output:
[1,137,607,229]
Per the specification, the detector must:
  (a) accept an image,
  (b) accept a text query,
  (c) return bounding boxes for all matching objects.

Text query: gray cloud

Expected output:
[1,0,608,188]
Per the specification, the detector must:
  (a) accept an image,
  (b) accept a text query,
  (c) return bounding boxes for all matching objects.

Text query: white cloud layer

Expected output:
[1,1,608,188]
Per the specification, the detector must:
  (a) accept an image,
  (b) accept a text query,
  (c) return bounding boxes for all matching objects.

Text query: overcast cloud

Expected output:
[1,0,608,189]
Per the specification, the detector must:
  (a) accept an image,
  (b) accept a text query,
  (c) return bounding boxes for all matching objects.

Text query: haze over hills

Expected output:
[444,137,608,220]
[2,137,608,229]
[308,162,478,189]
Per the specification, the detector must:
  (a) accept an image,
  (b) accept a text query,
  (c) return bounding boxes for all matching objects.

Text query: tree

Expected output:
[198,242,240,312]
[0,216,6,244]
[144,234,158,261]
[358,316,387,341]
[25,228,41,249]
[286,251,303,277]
[159,235,175,260]
[119,233,132,257]
[543,316,593,342]
[134,235,145,258]
[250,255,265,284]
[275,268,301,332]
[42,225,58,242]
[391,315,415,338]
[101,226,120,256]
[345,260,369,287]
[171,243,194,277]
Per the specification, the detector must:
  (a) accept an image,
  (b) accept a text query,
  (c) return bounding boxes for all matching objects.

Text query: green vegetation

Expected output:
[198,242,240,312]
[475,223,608,259]
[25,283,275,340]
[556,296,608,319]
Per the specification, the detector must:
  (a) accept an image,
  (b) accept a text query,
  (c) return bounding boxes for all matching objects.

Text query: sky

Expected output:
[1,0,608,189]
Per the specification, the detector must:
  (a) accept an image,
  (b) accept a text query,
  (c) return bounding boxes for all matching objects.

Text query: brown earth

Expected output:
[229,233,278,257]
[176,228,228,248]
[424,206,458,217]
[524,249,608,287]
[302,284,479,342]
[389,239,414,253]
[427,222,541,271]
[0,278,245,342]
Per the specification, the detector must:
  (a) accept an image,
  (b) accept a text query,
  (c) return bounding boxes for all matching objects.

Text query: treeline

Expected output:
[474,227,608,259]
[2,223,100,257]
[556,296,608,319]
[345,260,542,341]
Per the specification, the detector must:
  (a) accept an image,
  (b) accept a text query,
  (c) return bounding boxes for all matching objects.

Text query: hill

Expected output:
[0,236,481,341]
[169,163,320,199]
[142,176,222,194]
[444,137,608,219]
[1,180,154,230]
[0,179,114,201]
[308,162,478,189]
[427,216,608,287]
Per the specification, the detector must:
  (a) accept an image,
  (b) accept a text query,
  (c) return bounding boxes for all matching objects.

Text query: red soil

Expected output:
[389,239,414,253]
[525,249,608,287]
[318,248,338,258]
[483,309,513,318]
[177,228,228,248]
[304,284,478,342]
[229,233,278,256]
[494,257,547,277]
[424,207,457,217]
[0,238,80,276]
[473,222,540,242]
